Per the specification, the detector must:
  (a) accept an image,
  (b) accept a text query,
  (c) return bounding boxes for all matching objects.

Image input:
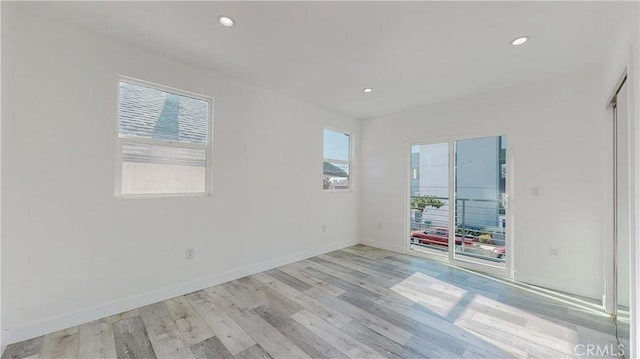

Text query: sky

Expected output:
[323,129,350,161]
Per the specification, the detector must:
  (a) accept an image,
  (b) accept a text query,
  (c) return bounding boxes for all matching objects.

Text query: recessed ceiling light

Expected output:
[363,88,373,93]
[218,16,235,27]
[511,36,529,46]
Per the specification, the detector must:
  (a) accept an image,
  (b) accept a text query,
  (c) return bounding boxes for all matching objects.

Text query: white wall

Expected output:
[359,67,606,299]
[602,3,640,357]
[0,0,3,352]
[1,6,359,345]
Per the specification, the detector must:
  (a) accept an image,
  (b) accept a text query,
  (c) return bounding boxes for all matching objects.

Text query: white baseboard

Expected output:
[359,238,405,254]
[4,239,358,346]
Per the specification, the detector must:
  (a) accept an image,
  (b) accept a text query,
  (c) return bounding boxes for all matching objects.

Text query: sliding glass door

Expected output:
[453,136,507,269]
[408,136,509,275]
[409,142,450,258]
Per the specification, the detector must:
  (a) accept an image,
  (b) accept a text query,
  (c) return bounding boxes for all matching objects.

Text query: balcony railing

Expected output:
[410,196,506,263]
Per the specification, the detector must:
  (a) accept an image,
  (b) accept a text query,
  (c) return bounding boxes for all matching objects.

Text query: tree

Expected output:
[411,196,445,229]
[411,196,444,210]
[323,177,330,190]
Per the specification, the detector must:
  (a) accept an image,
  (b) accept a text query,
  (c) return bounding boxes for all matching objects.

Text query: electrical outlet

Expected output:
[321,224,327,232]
[186,248,195,260]
[549,246,559,256]
[377,221,382,230]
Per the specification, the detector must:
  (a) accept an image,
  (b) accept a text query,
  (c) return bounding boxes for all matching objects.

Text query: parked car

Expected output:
[410,227,475,247]
[493,246,506,259]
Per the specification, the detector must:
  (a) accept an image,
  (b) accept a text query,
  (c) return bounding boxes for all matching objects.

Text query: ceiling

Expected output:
[16,1,631,119]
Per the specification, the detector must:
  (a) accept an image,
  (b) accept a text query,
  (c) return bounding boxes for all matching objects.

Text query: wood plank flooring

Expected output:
[2,245,620,359]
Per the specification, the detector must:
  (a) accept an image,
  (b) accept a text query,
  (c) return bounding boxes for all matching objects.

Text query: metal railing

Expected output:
[410,195,506,262]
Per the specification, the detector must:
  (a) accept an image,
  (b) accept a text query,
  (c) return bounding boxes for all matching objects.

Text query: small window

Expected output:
[323,128,351,190]
[116,79,212,197]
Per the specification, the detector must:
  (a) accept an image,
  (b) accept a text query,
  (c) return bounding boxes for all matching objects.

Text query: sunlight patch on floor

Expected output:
[452,294,617,358]
[454,266,608,315]
[390,272,466,316]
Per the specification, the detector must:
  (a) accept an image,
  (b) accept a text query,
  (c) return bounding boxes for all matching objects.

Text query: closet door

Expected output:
[614,79,630,344]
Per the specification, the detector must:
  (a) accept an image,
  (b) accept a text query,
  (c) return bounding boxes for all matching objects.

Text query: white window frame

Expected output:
[323,127,353,192]
[114,76,213,199]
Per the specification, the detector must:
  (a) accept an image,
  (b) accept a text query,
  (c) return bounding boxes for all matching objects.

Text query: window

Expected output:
[116,79,212,197]
[323,128,351,190]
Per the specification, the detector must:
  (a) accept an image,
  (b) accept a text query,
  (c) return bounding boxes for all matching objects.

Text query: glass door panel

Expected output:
[409,142,450,258]
[453,136,507,268]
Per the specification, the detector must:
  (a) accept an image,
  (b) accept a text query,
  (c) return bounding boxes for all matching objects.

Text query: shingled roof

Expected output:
[118,81,209,145]
[323,162,348,177]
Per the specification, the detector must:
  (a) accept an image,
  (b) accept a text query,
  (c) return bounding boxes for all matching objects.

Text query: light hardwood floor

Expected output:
[2,245,620,359]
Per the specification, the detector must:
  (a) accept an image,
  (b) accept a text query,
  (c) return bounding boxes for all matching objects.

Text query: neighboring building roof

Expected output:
[118,81,209,145]
[323,162,348,177]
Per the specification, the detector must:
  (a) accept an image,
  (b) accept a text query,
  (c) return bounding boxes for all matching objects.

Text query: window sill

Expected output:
[114,192,212,200]
[323,189,353,193]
